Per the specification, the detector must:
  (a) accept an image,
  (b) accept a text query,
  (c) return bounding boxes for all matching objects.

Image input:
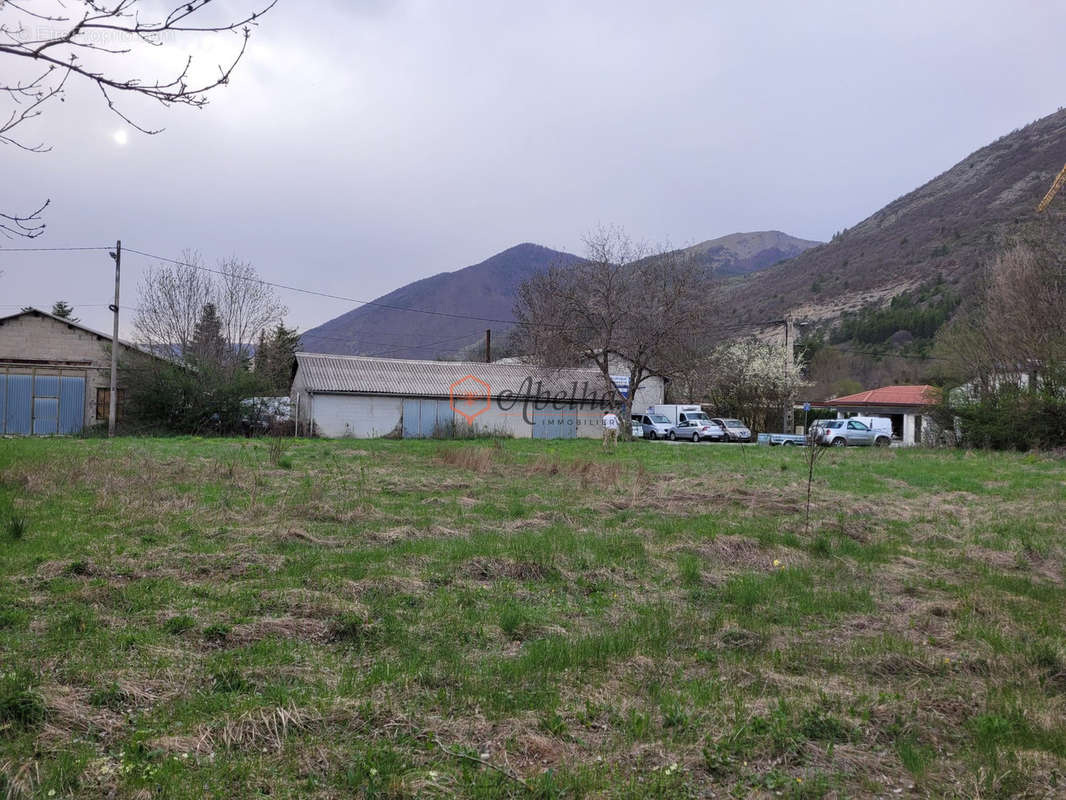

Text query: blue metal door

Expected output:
[402,398,421,438]
[4,375,32,435]
[59,377,85,434]
[533,408,576,439]
[434,399,454,437]
[33,376,60,435]
[418,399,437,438]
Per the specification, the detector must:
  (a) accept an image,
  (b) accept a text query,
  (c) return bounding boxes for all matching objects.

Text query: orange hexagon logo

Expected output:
[449,375,491,424]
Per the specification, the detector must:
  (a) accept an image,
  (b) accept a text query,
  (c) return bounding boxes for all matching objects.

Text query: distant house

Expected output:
[808,384,940,446]
[0,308,155,435]
[291,352,664,438]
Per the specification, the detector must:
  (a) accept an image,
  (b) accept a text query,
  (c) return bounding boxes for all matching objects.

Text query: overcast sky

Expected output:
[2,0,1065,335]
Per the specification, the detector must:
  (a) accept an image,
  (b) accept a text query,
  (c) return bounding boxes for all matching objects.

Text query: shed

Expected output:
[809,384,940,445]
[0,308,154,435]
[291,352,665,439]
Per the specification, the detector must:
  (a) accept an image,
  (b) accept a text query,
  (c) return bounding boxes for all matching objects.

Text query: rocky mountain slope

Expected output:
[729,108,1066,328]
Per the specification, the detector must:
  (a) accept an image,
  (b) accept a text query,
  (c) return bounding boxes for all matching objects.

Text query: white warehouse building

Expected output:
[291,353,664,439]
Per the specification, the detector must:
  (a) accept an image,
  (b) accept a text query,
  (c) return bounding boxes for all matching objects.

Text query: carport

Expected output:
[807,385,939,446]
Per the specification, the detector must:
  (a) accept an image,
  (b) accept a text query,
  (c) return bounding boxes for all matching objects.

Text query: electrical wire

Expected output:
[1,243,791,335]
[121,247,536,326]
[0,246,111,252]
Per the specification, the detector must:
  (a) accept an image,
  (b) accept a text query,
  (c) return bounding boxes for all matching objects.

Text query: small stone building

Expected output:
[0,308,154,434]
[291,352,665,439]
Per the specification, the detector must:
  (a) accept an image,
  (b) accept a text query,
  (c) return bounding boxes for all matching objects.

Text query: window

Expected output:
[847,420,868,430]
[95,388,125,421]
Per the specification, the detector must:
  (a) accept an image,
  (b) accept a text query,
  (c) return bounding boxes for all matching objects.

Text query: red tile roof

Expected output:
[811,385,939,407]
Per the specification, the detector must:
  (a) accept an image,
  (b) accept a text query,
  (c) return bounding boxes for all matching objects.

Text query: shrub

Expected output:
[939,384,1066,450]
[120,357,269,435]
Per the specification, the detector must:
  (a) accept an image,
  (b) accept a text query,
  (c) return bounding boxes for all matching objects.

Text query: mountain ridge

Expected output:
[728,107,1066,327]
[301,232,818,358]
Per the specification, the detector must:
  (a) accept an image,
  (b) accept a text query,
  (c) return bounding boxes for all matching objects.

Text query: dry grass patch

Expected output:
[462,557,555,582]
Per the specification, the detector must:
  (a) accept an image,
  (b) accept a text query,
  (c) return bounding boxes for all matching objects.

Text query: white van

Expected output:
[848,416,893,438]
[648,404,705,426]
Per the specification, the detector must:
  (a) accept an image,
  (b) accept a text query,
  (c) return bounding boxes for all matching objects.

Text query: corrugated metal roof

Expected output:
[812,385,939,407]
[295,352,619,401]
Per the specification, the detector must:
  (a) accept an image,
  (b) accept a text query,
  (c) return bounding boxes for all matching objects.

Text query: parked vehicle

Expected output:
[648,404,708,427]
[668,417,726,442]
[648,405,727,442]
[631,419,644,438]
[710,418,753,442]
[768,433,808,446]
[632,412,673,440]
[811,419,891,447]
[846,415,893,438]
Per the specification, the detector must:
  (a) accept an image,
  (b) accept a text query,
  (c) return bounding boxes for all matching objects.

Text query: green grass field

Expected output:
[1,437,1064,798]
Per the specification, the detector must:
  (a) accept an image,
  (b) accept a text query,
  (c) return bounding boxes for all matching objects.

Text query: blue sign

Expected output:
[611,375,630,398]
[803,402,811,412]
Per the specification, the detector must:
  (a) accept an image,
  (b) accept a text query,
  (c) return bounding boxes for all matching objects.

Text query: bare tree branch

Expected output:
[0,197,48,238]
[1,0,277,235]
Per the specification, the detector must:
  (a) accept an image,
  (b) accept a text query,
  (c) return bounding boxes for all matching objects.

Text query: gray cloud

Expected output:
[3,0,1065,335]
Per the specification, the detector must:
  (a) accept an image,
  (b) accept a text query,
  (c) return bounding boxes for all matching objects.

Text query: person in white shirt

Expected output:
[602,409,620,451]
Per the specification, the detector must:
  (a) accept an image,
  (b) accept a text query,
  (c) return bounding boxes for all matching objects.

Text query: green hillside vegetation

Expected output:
[830,277,961,354]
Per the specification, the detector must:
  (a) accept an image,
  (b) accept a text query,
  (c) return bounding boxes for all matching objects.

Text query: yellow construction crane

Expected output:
[1037,162,1066,212]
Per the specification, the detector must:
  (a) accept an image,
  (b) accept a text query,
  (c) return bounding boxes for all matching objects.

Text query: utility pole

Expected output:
[782,314,794,434]
[485,328,491,363]
[108,240,121,438]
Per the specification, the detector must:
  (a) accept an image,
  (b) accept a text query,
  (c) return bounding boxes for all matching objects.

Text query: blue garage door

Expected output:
[532,408,577,439]
[402,398,456,438]
[4,375,32,435]
[0,373,85,435]
[59,377,86,434]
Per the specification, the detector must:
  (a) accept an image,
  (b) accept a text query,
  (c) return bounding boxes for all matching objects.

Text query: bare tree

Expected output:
[934,239,1066,393]
[513,225,713,422]
[217,257,285,365]
[133,251,213,360]
[133,252,285,367]
[1,0,276,236]
[802,428,830,535]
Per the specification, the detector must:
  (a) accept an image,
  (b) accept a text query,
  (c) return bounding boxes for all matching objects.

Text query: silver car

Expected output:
[812,419,891,447]
[710,418,752,442]
[668,415,726,442]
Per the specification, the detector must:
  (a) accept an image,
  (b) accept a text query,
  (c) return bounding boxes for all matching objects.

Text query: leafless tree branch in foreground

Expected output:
[1,0,276,235]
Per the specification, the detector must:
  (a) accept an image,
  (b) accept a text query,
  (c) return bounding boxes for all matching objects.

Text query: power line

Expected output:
[1,243,791,336]
[122,247,532,327]
[0,245,111,252]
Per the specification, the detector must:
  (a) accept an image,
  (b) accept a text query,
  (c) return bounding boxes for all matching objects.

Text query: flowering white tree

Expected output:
[680,338,809,431]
